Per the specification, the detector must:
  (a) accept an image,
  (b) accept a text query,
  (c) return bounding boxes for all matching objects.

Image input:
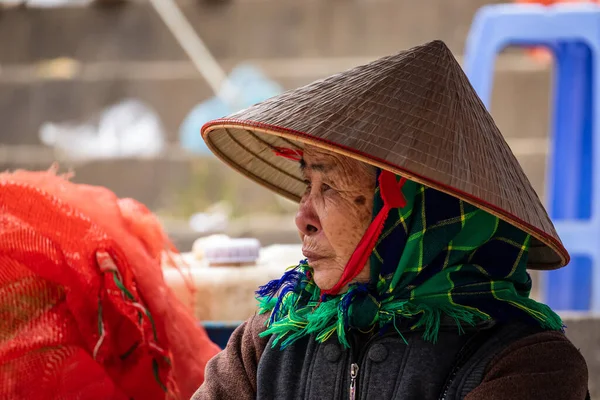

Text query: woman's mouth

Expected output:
[302,249,325,263]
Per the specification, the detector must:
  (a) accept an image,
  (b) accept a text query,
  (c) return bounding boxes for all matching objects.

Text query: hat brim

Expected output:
[202,119,569,271]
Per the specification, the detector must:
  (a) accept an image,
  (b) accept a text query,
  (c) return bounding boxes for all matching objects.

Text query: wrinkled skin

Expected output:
[295,145,377,291]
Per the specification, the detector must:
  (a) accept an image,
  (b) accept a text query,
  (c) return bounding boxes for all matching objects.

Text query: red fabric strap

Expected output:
[321,170,406,297]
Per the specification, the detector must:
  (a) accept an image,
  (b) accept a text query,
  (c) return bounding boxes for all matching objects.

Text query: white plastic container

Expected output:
[203,238,261,266]
[163,244,302,321]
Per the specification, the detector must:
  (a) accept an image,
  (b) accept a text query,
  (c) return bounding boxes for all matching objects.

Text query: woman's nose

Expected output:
[295,197,321,236]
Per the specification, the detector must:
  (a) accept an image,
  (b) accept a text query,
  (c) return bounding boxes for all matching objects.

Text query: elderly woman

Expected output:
[193,41,589,399]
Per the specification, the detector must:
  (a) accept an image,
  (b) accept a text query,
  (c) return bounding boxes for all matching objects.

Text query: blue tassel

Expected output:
[256,262,306,325]
[256,277,286,299]
[256,266,303,299]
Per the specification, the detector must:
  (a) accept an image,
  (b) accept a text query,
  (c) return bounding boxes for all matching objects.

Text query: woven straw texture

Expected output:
[202,40,568,270]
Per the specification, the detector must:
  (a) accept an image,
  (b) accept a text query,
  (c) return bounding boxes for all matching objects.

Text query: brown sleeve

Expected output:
[191,313,270,400]
[465,331,588,400]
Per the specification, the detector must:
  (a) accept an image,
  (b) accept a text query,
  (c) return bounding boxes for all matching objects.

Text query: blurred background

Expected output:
[0,0,598,393]
[0,0,551,254]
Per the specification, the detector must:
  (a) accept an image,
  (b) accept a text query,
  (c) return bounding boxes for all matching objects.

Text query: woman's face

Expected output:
[295,146,376,290]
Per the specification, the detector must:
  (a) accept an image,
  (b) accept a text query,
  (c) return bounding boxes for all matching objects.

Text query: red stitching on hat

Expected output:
[273,147,303,162]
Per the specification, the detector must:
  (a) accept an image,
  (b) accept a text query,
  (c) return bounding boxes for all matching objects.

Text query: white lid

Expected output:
[192,234,230,260]
[203,237,261,265]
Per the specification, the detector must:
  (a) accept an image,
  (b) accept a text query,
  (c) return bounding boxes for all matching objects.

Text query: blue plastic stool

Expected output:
[463,3,600,311]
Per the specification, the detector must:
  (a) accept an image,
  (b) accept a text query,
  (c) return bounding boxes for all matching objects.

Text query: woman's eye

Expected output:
[321,183,331,192]
[304,180,312,192]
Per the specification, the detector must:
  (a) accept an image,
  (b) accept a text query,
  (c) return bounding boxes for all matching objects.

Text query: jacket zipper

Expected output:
[339,321,493,400]
[438,339,475,400]
[349,363,359,400]
[346,331,397,400]
[438,370,455,400]
[437,326,493,400]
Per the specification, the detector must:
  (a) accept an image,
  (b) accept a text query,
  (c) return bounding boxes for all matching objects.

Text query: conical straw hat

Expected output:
[201,40,568,270]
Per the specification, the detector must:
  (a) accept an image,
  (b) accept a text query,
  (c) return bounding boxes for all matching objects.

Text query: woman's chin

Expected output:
[312,268,343,292]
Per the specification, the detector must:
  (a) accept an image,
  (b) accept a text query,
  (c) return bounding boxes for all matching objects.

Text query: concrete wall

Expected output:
[0,0,500,63]
[0,0,553,209]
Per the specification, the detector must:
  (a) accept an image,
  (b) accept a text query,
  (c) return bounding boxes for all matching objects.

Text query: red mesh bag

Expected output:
[0,167,220,400]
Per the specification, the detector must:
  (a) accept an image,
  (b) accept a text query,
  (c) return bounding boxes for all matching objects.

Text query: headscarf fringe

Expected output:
[256,264,305,325]
[258,275,565,349]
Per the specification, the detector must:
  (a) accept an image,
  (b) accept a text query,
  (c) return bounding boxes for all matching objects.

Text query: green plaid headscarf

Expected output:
[256,172,563,349]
